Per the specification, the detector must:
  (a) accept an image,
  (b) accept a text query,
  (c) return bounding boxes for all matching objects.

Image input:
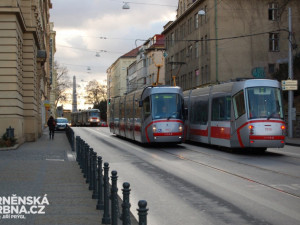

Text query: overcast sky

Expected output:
[50,0,177,90]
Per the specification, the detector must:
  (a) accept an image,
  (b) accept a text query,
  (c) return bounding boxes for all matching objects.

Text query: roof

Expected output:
[121,46,140,58]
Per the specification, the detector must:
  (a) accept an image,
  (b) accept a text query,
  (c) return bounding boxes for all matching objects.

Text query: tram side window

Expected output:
[212,96,231,121]
[143,97,151,120]
[233,91,245,119]
[134,98,141,122]
[192,100,208,124]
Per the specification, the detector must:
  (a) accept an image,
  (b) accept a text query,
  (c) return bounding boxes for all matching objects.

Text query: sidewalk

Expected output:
[0,129,133,225]
[285,137,300,147]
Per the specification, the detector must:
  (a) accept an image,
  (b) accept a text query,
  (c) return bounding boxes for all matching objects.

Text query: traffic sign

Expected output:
[281,80,298,91]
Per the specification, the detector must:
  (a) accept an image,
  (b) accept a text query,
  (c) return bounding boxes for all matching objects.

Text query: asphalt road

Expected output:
[73,127,300,225]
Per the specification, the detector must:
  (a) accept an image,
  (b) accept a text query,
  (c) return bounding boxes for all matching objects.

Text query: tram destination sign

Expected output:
[281,80,298,91]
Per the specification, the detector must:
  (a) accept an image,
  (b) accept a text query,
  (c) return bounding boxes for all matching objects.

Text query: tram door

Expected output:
[232,90,247,147]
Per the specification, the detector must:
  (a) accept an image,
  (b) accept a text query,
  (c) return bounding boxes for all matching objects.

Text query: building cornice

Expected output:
[162,0,203,34]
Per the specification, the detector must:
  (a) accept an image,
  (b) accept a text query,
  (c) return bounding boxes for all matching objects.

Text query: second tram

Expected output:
[71,109,101,126]
[183,79,286,151]
[109,86,184,144]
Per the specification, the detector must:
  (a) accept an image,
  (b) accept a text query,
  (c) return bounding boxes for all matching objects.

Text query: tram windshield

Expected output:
[247,87,283,119]
[151,93,183,120]
[90,111,100,117]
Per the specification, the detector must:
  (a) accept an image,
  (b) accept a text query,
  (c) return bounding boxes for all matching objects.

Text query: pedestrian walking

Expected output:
[47,116,56,139]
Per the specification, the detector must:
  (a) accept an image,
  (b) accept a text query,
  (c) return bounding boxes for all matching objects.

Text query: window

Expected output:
[201,37,204,56]
[143,96,151,120]
[175,29,178,44]
[247,87,283,119]
[194,13,199,29]
[151,93,183,119]
[268,3,278,21]
[180,49,185,62]
[268,64,275,74]
[212,96,231,121]
[195,69,200,86]
[195,42,199,58]
[205,35,208,54]
[188,17,192,34]
[233,91,245,119]
[191,100,209,124]
[188,45,193,60]
[171,32,175,46]
[269,33,279,51]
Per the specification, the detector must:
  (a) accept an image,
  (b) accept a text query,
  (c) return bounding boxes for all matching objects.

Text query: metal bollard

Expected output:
[92,152,98,199]
[71,129,75,151]
[121,182,131,225]
[111,171,119,225]
[137,200,148,225]
[80,140,85,172]
[88,148,93,189]
[83,143,87,177]
[96,156,104,210]
[102,162,111,224]
[85,144,90,181]
[75,136,80,162]
[71,129,75,152]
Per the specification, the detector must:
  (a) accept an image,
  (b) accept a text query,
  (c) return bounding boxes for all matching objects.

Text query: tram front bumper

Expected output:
[249,135,285,148]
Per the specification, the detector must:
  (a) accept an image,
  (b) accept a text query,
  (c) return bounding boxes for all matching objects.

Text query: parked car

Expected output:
[55,117,69,131]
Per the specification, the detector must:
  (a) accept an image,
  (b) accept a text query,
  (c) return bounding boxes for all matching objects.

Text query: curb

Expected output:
[0,143,21,151]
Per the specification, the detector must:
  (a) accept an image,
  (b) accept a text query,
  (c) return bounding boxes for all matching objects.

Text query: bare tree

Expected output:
[84,80,107,105]
[53,61,72,108]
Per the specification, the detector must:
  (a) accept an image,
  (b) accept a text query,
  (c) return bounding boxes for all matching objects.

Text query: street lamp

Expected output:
[198,9,205,15]
[122,2,130,9]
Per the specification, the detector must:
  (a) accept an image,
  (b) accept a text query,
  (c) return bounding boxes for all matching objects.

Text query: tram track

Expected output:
[157,144,300,199]
[181,143,300,179]
[79,127,300,199]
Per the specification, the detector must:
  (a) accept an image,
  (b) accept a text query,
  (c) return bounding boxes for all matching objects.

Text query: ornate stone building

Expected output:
[0,0,53,144]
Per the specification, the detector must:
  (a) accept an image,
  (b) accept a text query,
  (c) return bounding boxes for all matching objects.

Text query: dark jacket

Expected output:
[47,117,56,130]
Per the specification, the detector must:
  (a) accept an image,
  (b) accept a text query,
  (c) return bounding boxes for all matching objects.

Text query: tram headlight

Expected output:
[178,124,183,132]
[248,125,254,135]
[281,125,286,135]
[153,125,157,133]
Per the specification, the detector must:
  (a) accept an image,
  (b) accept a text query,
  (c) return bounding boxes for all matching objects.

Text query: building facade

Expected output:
[126,34,166,94]
[49,22,56,117]
[162,0,300,90]
[107,47,139,99]
[0,0,53,144]
[107,47,139,121]
[144,34,166,87]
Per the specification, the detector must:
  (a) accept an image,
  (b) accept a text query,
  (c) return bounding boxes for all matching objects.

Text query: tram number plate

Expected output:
[265,128,272,132]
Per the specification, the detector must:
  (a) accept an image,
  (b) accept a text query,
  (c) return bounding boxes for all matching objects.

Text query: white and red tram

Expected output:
[183,79,286,151]
[109,86,184,144]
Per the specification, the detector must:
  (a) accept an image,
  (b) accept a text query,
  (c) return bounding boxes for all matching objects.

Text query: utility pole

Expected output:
[288,8,294,138]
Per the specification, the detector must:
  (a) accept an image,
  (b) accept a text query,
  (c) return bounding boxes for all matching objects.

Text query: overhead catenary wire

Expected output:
[107,0,177,7]
[57,45,123,54]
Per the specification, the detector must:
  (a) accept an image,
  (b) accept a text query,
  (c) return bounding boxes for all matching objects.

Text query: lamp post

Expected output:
[288,7,294,138]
